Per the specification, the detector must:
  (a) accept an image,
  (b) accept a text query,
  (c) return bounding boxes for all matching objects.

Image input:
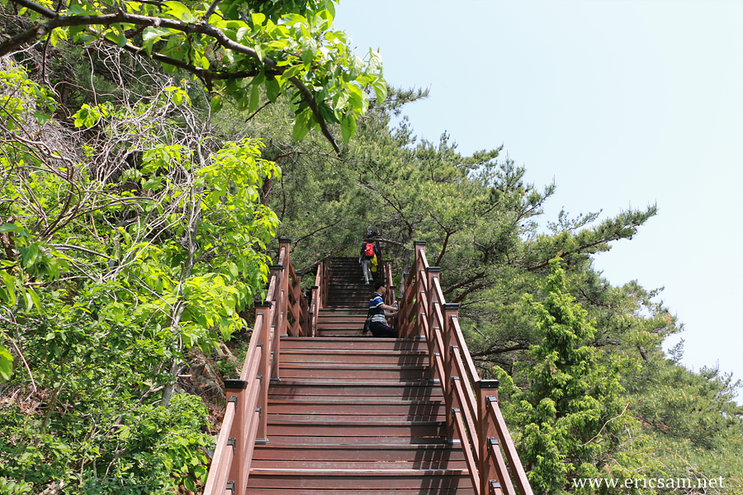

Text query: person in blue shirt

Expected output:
[367,280,398,338]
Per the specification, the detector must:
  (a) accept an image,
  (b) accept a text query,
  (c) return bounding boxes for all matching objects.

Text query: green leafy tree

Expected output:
[0,59,278,493]
[0,0,385,151]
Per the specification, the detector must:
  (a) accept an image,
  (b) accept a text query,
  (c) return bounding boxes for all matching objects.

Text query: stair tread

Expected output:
[250,467,466,475]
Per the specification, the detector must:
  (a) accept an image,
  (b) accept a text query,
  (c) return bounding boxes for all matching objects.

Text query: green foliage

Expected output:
[0,59,277,493]
[1,0,386,151]
[494,258,636,494]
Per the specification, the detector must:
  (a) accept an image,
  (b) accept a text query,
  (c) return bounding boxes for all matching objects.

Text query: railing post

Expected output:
[223,379,248,495]
[399,272,410,339]
[447,354,459,441]
[443,303,459,370]
[410,241,426,338]
[477,380,500,495]
[443,303,460,441]
[296,270,309,336]
[255,301,272,443]
[269,265,285,381]
[277,238,295,337]
[425,266,441,380]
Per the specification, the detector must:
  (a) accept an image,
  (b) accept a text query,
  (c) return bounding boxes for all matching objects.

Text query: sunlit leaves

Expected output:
[72,102,112,127]
[5,0,385,149]
[162,0,193,22]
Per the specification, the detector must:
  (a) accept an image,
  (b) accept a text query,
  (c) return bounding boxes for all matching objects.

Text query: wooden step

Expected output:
[267,400,445,418]
[261,435,452,447]
[280,337,426,350]
[316,328,367,337]
[252,443,465,463]
[278,366,429,381]
[245,488,472,495]
[246,469,474,493]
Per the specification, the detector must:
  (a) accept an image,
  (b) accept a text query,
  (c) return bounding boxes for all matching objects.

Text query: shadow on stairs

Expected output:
[248,337,473,494]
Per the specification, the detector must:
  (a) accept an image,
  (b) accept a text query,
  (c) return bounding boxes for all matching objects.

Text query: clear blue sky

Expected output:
[335,0,743,402]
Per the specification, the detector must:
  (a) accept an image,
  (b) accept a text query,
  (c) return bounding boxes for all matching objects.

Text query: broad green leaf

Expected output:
[251,13,265,26]
[292,108,312,141]
[0,271,16,305]
[163,1,192,21]
[372,79,387,103]
[301,37,318,66]
[34,111,52,124]
[210,95,223,113]
[68,3,88,15]
[0,224,22,233]
[248,83,260,113]
[266,77,280,103]
[341,114,356,143]
[0,346,12,382]
[282,64,302,80]
[236,26,249,42]
[143,27,170,44]
[28,288,43,313]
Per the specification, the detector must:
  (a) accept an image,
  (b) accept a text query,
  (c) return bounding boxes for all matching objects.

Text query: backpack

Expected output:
[364,242,375,258]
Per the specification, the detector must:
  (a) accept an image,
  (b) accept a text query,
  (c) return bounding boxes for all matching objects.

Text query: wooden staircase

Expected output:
[248,337,473,494]
[204,240,533,495]
[316,256,373,337]
[247,256,473,493]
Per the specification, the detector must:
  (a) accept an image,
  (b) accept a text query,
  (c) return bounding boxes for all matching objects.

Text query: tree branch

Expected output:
[0,5,341,152]
[442,272,486,296]
[50,243,112,260]
[470,342,531,358]
[291,219,343,250]
[451,283,484,304]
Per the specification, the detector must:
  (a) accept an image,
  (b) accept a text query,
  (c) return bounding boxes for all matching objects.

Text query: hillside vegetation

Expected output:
[1,1,741,494]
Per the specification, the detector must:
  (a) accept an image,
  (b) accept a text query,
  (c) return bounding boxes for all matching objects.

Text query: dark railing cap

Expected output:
[224,379,248,390]
[254,300,273,308]
[443,303,459,311]
[478,379,500,389]
[269,264,284,271]
[311,285,319,289]
[426,266,441,273]
[414,240,427,246]
[278,238,292,244]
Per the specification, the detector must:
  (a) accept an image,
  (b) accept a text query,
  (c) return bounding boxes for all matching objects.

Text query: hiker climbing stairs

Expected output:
[248,337,473,494]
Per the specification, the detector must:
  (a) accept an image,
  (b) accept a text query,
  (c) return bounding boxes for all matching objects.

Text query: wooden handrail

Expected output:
[204,238,304,495]
[398,241,534,495]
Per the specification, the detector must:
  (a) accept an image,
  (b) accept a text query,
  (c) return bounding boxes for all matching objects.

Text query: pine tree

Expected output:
[496,257,634,494]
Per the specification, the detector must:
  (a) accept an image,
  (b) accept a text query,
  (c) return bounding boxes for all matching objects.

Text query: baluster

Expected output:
[223,379,248,495]
[255,301,272,443]
[425,266,441,380]
[269,265,284,381]
[477,380,501,495]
